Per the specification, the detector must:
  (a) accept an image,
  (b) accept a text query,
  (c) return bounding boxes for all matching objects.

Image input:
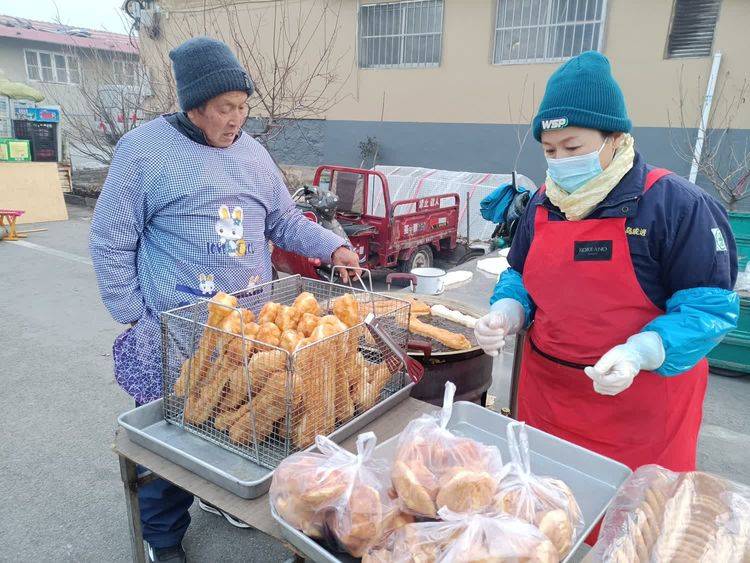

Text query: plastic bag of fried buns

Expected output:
[390,382,504,518]
[363,507,560,563]
[492,421,583,559]
[583,464,750,562]
[270,431,413,557]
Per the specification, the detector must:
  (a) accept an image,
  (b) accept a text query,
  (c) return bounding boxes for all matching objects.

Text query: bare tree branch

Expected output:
[52,0,351,168]
[507,73,535,172]
[38,41,166,166]
[669,65,750,209]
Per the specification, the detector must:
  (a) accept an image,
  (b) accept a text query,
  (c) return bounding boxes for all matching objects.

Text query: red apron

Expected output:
[517,169,708,540]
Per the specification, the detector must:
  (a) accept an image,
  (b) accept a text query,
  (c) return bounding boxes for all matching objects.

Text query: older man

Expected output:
[90,37,357,562]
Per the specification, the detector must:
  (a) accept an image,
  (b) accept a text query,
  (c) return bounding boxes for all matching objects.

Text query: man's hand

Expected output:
[331,246,360,284]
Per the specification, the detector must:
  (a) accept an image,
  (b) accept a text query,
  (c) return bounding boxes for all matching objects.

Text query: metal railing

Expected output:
[493,0,607,65]
[358,0,444,69]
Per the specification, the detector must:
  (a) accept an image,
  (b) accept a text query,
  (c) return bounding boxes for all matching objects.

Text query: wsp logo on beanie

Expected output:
[541,117,569,131]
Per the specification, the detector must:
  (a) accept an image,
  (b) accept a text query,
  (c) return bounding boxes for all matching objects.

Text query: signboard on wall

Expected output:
[13,107,61,123]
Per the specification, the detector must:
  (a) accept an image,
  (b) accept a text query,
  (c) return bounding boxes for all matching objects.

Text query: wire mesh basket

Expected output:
[160,275,411,469]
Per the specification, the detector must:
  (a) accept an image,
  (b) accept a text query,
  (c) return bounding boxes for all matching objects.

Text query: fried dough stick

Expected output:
[409,315,471,350]
[174,292,239,396]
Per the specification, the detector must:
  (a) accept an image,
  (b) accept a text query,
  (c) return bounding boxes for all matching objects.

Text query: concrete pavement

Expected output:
[0,206,291,562]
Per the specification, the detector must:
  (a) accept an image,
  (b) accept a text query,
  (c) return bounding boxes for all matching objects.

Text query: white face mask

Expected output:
[546,139,609,193]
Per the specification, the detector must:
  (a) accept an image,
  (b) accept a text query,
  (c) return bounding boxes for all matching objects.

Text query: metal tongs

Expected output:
[364,313,424,384]
[331,265,372,292]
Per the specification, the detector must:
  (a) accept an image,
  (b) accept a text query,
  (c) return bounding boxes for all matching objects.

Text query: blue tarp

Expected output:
[480,183,530,224]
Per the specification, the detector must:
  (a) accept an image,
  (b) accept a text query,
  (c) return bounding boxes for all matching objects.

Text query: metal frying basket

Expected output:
[159,275,410,469]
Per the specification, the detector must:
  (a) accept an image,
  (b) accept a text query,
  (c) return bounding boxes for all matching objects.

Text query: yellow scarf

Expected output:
[545,134,636,221]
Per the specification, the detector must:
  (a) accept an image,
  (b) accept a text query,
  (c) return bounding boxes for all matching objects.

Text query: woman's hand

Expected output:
[584,332,665,395]
[474,299,526,357]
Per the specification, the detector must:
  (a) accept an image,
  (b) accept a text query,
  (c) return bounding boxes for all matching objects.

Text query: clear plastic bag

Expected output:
[493,421,583,559]
[363,507,560,563]
[270,431,403,557]
[391,382,504,518]
[584,464,750,562]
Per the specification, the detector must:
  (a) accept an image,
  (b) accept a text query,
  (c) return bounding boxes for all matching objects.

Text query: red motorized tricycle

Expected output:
[272,165,463,281]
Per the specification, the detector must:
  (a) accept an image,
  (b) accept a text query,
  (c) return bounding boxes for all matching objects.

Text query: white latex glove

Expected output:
[584,332,666,396]
[474,299,526,357]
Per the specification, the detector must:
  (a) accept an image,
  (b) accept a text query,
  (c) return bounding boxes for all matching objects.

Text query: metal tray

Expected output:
[273,400,632,562]
[117,383,414,499]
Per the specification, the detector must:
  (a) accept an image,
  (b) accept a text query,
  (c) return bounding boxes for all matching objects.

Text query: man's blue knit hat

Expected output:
[532,51,631,142]
[169,37,254,111]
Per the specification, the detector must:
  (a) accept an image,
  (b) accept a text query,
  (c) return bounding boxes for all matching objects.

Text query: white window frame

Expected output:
[492,0,608,66]
[358,0,444,70]
[112,59,139,87]
[24,49,80,84]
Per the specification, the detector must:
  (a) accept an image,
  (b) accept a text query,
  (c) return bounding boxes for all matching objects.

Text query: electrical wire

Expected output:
[166,0,282,14]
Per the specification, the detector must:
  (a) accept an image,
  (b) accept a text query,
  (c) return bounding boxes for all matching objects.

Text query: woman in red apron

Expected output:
[475,53,739,485]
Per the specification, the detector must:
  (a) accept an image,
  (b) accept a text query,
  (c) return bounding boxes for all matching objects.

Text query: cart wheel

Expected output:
[399,245,433,272]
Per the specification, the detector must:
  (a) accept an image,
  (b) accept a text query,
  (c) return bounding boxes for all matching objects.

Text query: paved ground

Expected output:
[1,204,748,562]
[0,206,291,563]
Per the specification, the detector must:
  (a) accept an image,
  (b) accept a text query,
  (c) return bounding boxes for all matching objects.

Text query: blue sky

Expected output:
[0,0,130,34]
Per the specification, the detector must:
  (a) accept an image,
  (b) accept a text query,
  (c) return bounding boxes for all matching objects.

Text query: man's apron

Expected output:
[517,169,708,541]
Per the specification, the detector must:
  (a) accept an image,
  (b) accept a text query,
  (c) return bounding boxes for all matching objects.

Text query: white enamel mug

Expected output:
[410,267,446,295]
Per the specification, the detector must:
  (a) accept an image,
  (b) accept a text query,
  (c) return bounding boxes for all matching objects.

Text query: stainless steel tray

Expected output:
[117,383,414,499]
[273,400,632,562]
